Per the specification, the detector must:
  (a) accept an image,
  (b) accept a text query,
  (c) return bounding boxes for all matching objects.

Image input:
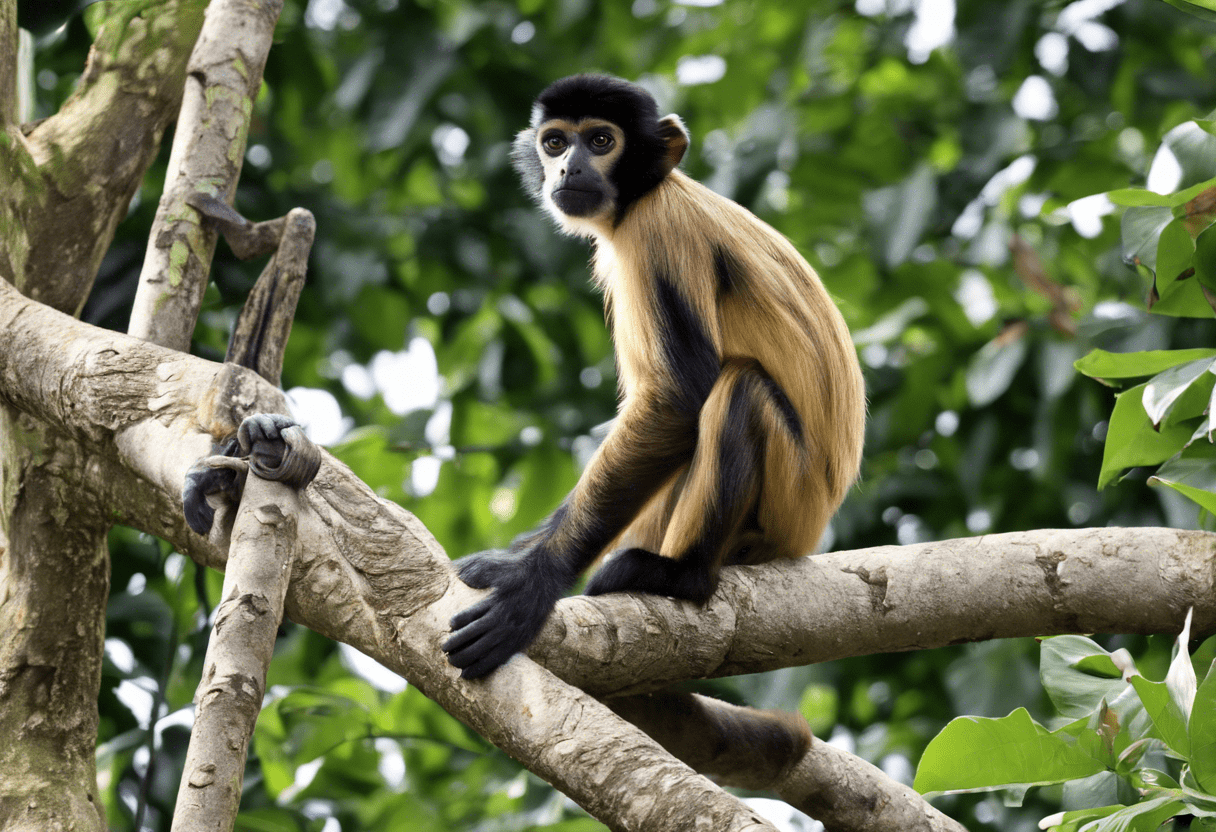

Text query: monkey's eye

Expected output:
[541,133,568,155]
[589,132,615,153]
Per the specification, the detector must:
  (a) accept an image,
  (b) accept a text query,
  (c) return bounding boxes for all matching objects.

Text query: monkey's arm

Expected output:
[443,394,698,679]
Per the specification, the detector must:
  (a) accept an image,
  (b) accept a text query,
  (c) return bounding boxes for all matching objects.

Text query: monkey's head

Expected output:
[512,74,690,236]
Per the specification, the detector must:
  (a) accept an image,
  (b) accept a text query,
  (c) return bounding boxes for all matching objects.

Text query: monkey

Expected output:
[443,74,866,681]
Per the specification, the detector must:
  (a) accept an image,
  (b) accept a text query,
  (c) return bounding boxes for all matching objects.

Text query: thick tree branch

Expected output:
[3,277,1215,830]
[0,277,781,832]
[610,693,966,831]
[18,0,207,315]
[0,429,110,832]
[127,0,283,350]
[531,527,1216,693]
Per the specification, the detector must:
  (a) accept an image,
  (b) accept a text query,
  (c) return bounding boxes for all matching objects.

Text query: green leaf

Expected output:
[1142,358,1216,427]
[1122,206,1175,273]
[1151,278,1216,319]
[1106,189,1181,208]
[1121,681,1184,759]
[1165,122,1216,189]
[1086,795,1188,832]
[914,708,1106,795]
[1098,382,1194,489]
[1107,176,1216,209]
[1191,657,1216,792]
[1076,349,1216,386]
[1129,610,1196,758]
[1163,0,1216,22]
[1150,455,1216,515]
[1040,636,1132,719]
[1182,766,1216,814]
[1196,224,1216,295]
[1156,220,1197,298]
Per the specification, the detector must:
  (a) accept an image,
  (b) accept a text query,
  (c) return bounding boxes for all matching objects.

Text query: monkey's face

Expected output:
[534,118,624,235]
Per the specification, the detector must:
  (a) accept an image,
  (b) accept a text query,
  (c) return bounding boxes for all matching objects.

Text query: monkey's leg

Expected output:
[444,396,700,678]
[585,359,783,602]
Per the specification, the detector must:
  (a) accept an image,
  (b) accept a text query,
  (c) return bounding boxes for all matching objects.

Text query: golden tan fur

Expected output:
[588,169,865,564]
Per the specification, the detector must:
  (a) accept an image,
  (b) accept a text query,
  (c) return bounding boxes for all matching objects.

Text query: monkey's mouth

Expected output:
[553,187,605,217]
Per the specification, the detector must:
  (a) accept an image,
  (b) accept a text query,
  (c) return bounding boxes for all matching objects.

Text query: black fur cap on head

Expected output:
[512,74,682,221]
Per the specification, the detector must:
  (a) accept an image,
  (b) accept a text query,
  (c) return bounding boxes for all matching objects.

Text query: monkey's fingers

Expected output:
[182,463,240,535]
[444,600,520,679]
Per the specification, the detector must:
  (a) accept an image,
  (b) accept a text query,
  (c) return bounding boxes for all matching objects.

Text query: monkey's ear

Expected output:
[657,114,689,175]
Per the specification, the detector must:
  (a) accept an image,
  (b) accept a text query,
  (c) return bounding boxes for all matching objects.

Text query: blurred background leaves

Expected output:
[24,0,1216,828]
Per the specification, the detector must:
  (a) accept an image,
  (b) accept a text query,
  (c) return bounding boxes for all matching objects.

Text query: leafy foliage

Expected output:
[1076,117,1216,515]
[26,0,1216,828]
[918,614,1216,832]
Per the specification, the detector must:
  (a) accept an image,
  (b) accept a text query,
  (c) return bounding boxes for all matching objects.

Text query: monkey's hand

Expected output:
[444,551,570,679]
[183,413,322,535]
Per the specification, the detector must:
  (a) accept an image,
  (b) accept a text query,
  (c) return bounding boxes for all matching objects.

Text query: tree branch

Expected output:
[525,527,1216,694]
[172,474,298,832]
[127,0,283,350]
[0,276,784,832]
[18,0,207,315]
[2,277,1214,829]
[0,428,110,832]
[609,693,966,831]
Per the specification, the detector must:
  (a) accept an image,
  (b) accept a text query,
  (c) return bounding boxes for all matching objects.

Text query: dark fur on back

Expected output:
[514,74,674,221]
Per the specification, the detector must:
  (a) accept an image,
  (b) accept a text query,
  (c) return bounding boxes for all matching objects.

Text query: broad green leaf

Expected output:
[1156,219,1197,297]
[1150,455,1216,515]
[1075,349,1216,386]
[1182,767,1216,814]
[1099,383,1194,489]
[1107,176,1216,208]
[1105,189,1181,208]
[1191,657,1216,792]
[1129,610,1196,758]
[1191,418,1214,445]
[1150,277,1216,319]
[1164,0,1216,22]
[1142,358,1216,427]
[1128,678,1186,756]
[1041,636,1131,718]
[1086,795,1188,832]
[1041,805,1123,832]
[1155,122,1216,192]
[1196,224,1216,294]
[914,708,1106,794]
[1122,206,1175,272]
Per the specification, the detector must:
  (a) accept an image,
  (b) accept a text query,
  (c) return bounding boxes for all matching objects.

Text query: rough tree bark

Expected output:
[172,476,300,832]
[0,3,206,830]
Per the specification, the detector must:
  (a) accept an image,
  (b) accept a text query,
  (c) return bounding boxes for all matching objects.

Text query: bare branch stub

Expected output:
[190,194,315,387]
